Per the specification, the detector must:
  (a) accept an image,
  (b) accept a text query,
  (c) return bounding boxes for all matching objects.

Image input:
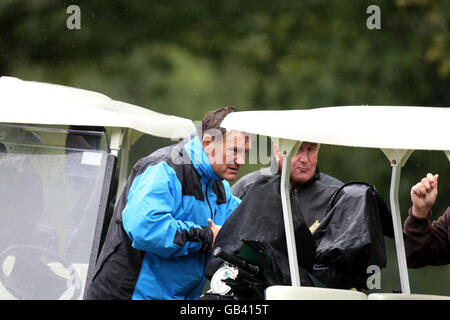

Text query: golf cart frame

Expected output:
[0,76,195,299]
[221,106,450,300]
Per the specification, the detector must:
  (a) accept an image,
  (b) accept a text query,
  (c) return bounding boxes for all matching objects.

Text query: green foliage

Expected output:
[1,0,449,295]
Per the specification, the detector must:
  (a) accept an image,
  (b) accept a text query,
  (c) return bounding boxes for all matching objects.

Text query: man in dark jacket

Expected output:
[85,106,251,300]
[206,142,342,284]
[404,173,449,267]
[231,142,343,229]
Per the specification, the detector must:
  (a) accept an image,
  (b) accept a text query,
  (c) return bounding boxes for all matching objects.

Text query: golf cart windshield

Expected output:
[0,124,109,299]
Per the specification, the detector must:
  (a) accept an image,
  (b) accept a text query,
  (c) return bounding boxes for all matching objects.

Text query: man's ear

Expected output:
[202,134,214,154]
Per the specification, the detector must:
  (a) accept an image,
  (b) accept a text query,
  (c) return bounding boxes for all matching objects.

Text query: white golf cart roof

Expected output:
[0,76,196,142]
[0,76,196,192]
[221,106,450,300]
[222,106,450,151]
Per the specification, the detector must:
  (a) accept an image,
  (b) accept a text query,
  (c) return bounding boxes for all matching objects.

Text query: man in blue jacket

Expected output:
[85,106,250,300]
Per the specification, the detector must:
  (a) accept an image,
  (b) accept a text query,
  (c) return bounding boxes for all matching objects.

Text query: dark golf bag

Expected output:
[205,174,394,300]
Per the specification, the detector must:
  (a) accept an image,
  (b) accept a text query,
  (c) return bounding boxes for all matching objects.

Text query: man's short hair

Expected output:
[201,106,238,139]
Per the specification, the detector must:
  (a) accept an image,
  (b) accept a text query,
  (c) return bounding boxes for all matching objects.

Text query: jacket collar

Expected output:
[184,135,221,182]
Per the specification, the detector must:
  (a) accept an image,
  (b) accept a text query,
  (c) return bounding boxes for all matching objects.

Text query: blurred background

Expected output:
[1,0,449,295]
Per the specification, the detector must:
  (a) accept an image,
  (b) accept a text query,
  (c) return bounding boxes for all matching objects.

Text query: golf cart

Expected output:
[0,76,196,299]
[219,106,450,300]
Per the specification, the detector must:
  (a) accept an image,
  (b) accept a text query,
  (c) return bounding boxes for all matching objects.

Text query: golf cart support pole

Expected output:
[276,138,302,287]
[109,127,129,195]
[382,148,413,294]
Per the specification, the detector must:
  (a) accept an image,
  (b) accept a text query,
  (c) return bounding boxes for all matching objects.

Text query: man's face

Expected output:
[290,142,319,186]
[203,130,251,181]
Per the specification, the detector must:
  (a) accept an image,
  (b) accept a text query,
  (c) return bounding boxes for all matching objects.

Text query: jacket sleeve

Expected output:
[122,162,213,259]
[403,207,449,268]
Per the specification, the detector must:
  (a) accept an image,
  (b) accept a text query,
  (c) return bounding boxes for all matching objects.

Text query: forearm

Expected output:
[123,208,213,258]
[404,207,449,267]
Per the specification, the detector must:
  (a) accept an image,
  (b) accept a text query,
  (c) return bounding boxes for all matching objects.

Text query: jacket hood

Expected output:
[184,135,221,182]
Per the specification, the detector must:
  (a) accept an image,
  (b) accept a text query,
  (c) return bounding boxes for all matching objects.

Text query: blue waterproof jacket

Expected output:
[85,136,241,300]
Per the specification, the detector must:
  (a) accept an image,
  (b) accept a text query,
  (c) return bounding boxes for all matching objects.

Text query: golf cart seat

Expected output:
[367,293,450,300]
[265,285,368,300]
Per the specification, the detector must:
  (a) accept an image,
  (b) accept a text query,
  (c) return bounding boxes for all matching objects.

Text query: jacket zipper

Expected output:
[184,180,215,299]
[205,180,215,219]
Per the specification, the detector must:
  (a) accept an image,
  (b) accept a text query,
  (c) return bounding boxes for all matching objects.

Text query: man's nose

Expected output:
[297,151,308,163]
[235,152,246,166]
